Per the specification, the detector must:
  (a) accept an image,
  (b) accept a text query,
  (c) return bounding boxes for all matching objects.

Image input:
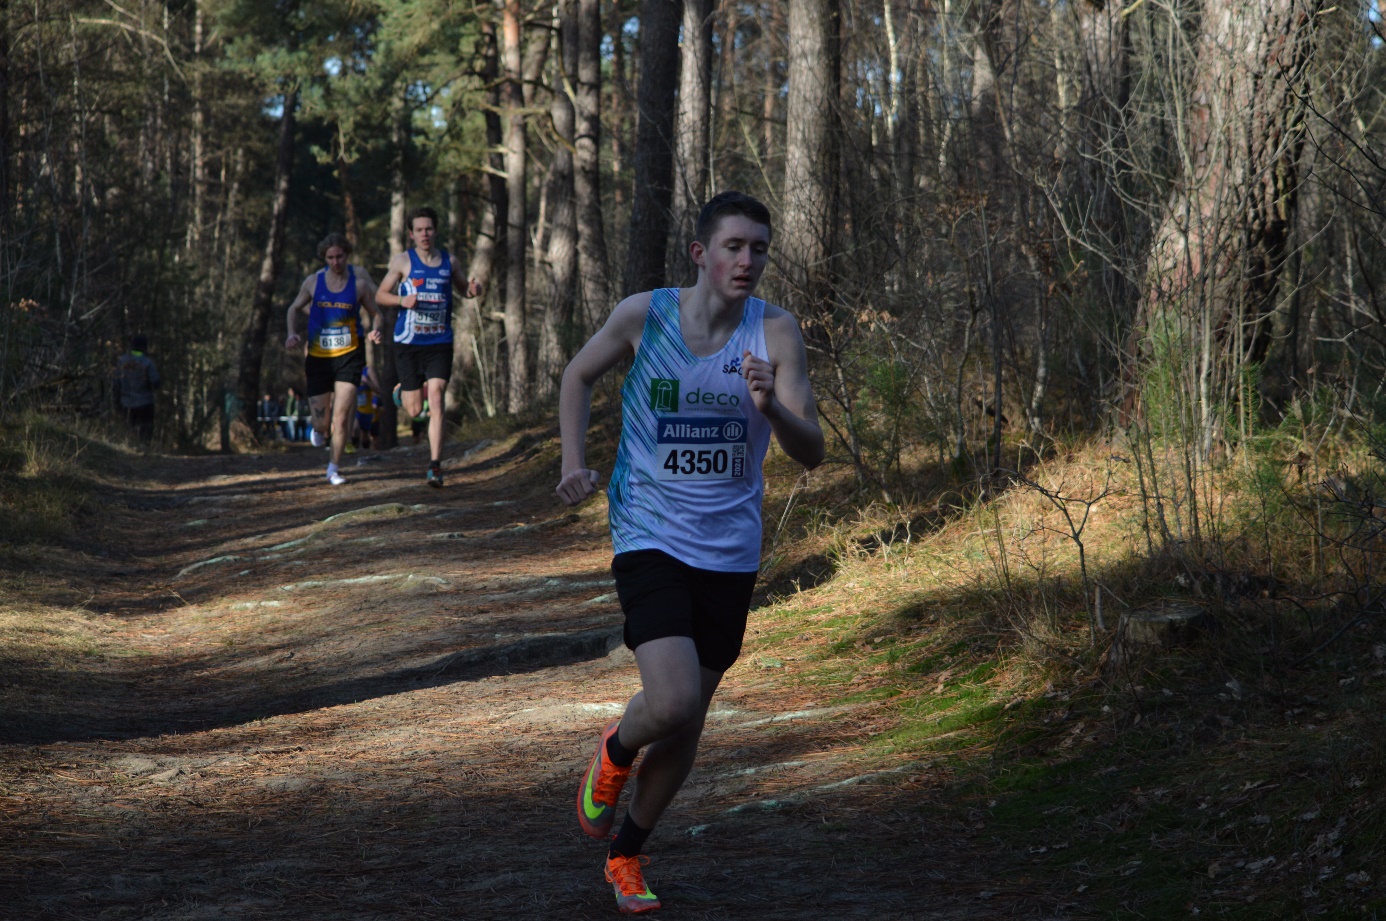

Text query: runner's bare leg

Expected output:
[425,377,447,463]
[617,636,724,829]
[330,380,356,468]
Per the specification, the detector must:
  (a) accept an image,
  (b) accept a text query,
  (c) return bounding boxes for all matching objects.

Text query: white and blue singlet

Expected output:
[608,288,772,573]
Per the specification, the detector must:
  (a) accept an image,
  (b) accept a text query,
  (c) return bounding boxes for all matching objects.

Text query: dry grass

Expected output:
[2,404,1383,918]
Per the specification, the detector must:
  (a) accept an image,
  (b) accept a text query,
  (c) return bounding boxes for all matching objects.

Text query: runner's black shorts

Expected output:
[611,549,758,673]
[304,348,365,398]
[396,343,453,391]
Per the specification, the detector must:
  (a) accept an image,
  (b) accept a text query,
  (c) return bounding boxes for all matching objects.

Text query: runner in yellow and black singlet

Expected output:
[285,233,383,486]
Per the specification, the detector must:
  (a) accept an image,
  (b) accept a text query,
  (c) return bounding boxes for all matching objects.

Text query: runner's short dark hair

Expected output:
[695,192,772,244]
[407,207,439,231]
[317,233,352,259]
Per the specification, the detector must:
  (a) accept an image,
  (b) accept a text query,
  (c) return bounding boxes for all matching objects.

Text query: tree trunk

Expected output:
[781,0,840,310]
[501,0,530,413]
[375,86,412,449]
[187,2,205,249]
[236,87,297,430]
[388,87,409,257]
[574,0,611,324]
[761,0,780,157]
[966,0,1006,186]
[1062,1,1132,299]
[609,2,629,207]
[622,0,682,296]
[1139,0,1322,452]
[673,0,714,279]
[536,0,580,403]
[456,20,510,419]
[338,125,362,252]
[884,0,917,203]
[714,0,738,181]
[0,0,8,238]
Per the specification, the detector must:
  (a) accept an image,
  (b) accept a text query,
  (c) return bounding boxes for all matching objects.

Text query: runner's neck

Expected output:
[677,284,749,358]
[323,266,351,293]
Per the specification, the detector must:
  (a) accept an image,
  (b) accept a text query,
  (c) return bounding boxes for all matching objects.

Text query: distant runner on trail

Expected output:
[114,334,160,442]
[556,192,825,914]
[354,368,380,451]
[284,232,383,486]
[375,207,483,488]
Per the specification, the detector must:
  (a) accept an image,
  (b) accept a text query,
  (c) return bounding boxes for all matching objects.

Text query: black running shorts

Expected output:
[396,343,453,392]
[304,348,365,397]
[611,549,758,673]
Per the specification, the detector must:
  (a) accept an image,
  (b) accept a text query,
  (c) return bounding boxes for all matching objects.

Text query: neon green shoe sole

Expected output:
[577,719,631,839]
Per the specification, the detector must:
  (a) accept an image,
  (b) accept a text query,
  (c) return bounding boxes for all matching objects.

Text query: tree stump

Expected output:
[1105,602,1209,672]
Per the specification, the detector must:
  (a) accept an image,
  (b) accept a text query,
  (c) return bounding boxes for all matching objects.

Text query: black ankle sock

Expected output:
[429,459,441,470]
[606,725,638,768]
[609,815,651,859]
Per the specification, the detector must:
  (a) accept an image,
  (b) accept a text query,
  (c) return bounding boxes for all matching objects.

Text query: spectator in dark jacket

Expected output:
[257,393,281,439]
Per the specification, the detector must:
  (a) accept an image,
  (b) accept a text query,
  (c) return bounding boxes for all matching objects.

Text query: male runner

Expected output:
[375,207,483,487]
[556,192,824,914]
[284,233,384,486]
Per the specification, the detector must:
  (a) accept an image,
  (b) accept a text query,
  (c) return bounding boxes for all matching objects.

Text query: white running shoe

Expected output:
[310,428,326,448]
[327,470,347,486]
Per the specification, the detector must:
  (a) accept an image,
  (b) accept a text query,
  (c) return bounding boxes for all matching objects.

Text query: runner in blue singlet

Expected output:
[556,192,825,914]
[284,233,383,486]
[375,207,484,488]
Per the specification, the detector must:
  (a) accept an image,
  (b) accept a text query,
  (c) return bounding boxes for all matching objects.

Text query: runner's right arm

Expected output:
[375,252,417,310]
[283,277,315,350]
[555,293,651,506]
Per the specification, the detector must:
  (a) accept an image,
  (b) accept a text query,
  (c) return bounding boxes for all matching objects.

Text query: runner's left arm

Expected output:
[742,308,825,470]
[451,268,485,300]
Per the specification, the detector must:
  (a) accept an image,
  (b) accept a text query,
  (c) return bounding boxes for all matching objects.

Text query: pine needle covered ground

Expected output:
[1,414,1383,919]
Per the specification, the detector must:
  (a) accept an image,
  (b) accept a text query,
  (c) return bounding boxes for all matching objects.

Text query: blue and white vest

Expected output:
[394,249,454,346]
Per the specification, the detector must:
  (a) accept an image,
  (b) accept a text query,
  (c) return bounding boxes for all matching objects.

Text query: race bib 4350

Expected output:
[655,415,747,481]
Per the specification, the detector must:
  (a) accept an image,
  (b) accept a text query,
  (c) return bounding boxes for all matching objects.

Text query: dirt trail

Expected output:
[0,438,1062,920]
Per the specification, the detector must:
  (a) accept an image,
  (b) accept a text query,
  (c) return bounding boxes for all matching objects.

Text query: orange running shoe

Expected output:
[577,719,632,839]
[605,853,661,914]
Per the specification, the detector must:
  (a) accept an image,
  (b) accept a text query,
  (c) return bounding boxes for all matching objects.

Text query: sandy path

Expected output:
[0,438,1063,920]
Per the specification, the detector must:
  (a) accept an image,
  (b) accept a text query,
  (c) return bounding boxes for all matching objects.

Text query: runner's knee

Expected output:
[643,694,704,737]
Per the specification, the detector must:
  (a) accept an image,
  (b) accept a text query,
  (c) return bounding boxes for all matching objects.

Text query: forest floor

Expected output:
[0,431,1065,921]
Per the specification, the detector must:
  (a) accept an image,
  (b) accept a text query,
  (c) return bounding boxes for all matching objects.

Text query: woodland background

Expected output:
[5,5,1386,912]
[2,0,1384,478]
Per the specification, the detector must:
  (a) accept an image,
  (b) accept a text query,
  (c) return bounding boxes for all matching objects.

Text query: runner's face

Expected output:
[324,246,348,275]
[693,215,771,300]
[410,218,436,252]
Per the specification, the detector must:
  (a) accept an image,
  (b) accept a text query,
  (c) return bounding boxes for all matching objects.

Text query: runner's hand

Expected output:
[741,350,776,414]
[285,333,303,351]
[466,278,484,299]
[401,293,418,310]
[556,468,600,506]
[368,328,383,345]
